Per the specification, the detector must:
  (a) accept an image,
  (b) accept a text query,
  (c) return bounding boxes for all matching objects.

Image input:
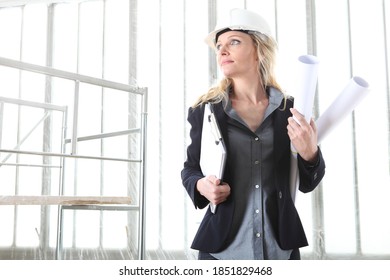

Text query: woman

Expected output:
[181,8,325,260]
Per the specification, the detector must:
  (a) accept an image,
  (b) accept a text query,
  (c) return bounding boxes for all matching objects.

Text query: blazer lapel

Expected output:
[211,102,229,148]
[273,97,293,164]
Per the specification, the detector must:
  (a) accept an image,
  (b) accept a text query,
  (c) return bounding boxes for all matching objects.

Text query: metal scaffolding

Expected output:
[0,56,148,260]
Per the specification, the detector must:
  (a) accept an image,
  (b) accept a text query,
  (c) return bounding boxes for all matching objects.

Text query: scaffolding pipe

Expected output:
[0,148,142,163]
[71,81,80,155]
[0,96,66,111]
[0,56,147,95]
[64,128,140,144]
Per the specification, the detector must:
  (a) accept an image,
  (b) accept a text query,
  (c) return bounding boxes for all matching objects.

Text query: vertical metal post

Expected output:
[56,207,65,260]
[99,0,107,252]
[274,0,279,42]
[306,0,326,259]
[182,0,189,256]
[12,4,25,249]
[208,0,217,85]
[71,80,80,155]
[138,89,147,260]
[56,108,68,260]
[41,3,55,259]
[128,0,147,260]
[346,0,362,256]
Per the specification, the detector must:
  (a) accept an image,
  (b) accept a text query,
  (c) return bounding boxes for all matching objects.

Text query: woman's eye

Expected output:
[215,39,240,51]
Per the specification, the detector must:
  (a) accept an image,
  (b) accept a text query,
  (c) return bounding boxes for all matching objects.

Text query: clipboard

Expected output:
[199,103,227,213]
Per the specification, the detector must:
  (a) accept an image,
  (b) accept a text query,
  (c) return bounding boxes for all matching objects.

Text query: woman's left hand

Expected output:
[287,108,318,163]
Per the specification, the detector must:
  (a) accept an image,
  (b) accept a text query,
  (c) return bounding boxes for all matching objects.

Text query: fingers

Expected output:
[206,175,221,186]
[287,108,312,138]
[197,176,231,205]
[288,108,308,127]
[287,108,319,162]
[211,183,231,205]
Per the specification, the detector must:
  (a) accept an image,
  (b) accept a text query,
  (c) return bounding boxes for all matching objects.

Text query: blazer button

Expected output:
[279,191,282,199]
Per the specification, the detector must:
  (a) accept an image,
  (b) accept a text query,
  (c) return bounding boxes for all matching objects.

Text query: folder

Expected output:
[199,103,227,213]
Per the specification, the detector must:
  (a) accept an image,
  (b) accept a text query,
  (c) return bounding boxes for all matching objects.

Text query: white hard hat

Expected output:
[205,8,273,49]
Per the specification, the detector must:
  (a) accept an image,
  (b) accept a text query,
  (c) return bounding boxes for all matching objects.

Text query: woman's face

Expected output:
[215,31,258,78]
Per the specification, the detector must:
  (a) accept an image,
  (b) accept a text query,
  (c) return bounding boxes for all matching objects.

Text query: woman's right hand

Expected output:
[196,175,231,205]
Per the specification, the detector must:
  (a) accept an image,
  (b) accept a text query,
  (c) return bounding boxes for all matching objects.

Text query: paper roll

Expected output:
[290,55,319,201]
[293,55,320,122]
[316,76,370,143]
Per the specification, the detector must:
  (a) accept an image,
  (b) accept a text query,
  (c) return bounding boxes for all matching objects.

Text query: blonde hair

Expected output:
[192,32,284,108]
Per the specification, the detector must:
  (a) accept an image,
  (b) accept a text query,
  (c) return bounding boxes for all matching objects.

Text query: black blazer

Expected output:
[181,96,325,253]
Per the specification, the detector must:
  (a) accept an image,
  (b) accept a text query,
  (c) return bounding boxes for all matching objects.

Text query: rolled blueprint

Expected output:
[290,55,319,202]
[292,55,320,124]
[316,76,370,144]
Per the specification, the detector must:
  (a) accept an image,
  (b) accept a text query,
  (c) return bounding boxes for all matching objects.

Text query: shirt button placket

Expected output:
[253,134,263,258]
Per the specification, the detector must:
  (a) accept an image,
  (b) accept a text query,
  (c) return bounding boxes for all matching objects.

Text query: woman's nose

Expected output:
[217,44,228,55]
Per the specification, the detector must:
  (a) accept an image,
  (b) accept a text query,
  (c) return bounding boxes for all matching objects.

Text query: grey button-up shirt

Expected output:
[211,88,292,260]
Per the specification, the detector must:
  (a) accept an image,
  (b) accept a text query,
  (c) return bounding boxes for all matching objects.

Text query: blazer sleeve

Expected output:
[181,105,210,209]
[297,147,326,193]
[282,95,326,193]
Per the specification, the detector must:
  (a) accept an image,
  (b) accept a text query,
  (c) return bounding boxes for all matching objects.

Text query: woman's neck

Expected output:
[230,78,267,105]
